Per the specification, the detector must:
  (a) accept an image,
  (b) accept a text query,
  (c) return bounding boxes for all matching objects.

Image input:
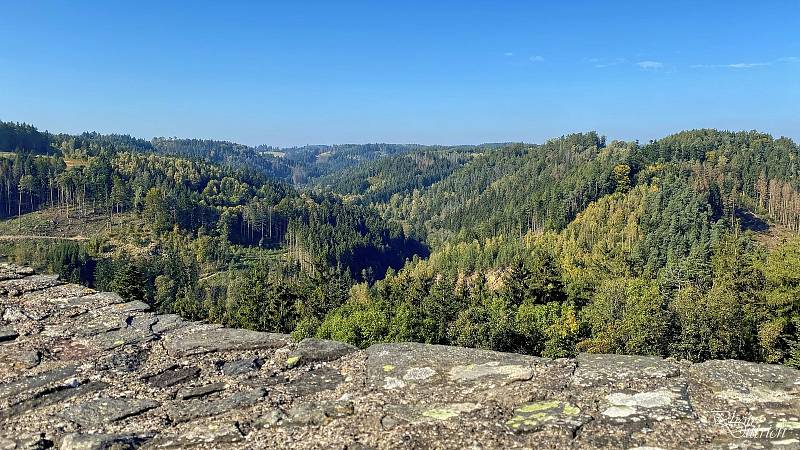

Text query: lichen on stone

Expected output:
[403,366,436,381]
[506,400,588,433]
[383,377,406,390]
[285,356,301,368]
[422,408,460,420]
[777,420,800,430]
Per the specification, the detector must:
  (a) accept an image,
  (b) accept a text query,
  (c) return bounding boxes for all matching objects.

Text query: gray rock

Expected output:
[0,264,34,281]
[365,342,561,405]
[129,315,158,331]
[148,421,243,448]
[0,274,62,295]
[689,358,800,399]
[221,357,262,376]
[0,326,18,342]
[288,366,345,396]
[163,326,290,356]
[73,312,127,338]
[65,292,125,307]
[0,365,77,400]
[62,397,160,426]
[88,326,156,351]
[1,349,41,369]
[687,359,800,447]
[0,381,107,420]
[116,301,151,312]
[506,400,592,434]
[0,433,49,450]
[176,382,225,400]
[286,338,358,368]
[571,353,682,387]
[167,388,266,423]
[345,443,375,450]
[1,306,31,323]
[597,380,694,423]
[96,347,150,373]
[60,433,148,450]
[284,404,331,427]
[145,366,200,388]
[251,408,288,429]
[284,401,354,426]
[150,314,188,335]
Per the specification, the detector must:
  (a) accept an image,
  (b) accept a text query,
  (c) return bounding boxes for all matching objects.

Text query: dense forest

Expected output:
[1,120,799,367]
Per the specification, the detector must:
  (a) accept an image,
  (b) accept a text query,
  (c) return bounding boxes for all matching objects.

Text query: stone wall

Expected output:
[0,263,798,449]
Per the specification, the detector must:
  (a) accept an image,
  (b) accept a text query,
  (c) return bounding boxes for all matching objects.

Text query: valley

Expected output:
[1,120,799,368]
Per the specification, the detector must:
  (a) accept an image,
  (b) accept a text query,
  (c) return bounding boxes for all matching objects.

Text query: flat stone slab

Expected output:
[166,388,266,423]
[284,400,354,426]
[96,346,150,373]
[60,433,150,450]
[221,357,262,376]
[0,348,41,369]
[0,326,18,342]
[689,359,800,402]
[287,367,344,396]
[286,338,357,368]
[151,314,188,335]
[0,263,799,449]
[61,397,160,426]
[366,342,560,403]
[116,300,151,312]
[0,265,34,281]
[368,342,538,385]
[0,274,62,296]
[571,353,682,388]
[148,421,244,448]
[0,381,107,420]
[599,382,694,422]
[145,366,200,388]
[0,434,49,449]
[163,327,290,356]
[85,326,157,351]
[177,382,226,400]
[506,401,592,434]
[382,402,482,428]
[687,359,800,446]
[0,365,77,400]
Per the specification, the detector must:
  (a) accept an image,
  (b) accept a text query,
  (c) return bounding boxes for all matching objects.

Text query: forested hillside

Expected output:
[1,120,799,367]
[311,149,477,204]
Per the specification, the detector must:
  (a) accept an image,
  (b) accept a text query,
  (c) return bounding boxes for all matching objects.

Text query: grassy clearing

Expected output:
[0,207,150,244]
[64,158,89,169]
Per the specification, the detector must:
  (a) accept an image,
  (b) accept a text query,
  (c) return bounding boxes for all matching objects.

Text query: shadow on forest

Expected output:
[736,208,770,233]
[350,236,429,282]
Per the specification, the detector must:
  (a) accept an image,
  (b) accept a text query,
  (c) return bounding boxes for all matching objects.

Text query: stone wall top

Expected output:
[0,264,798,449]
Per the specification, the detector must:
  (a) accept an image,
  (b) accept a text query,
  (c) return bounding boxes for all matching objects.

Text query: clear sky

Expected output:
[1,1,799,147]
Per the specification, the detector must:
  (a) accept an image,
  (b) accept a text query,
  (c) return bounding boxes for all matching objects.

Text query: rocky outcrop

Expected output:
[0,263,798,449]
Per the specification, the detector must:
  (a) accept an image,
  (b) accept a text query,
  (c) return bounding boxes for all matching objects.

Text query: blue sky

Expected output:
[1,1,799,146]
